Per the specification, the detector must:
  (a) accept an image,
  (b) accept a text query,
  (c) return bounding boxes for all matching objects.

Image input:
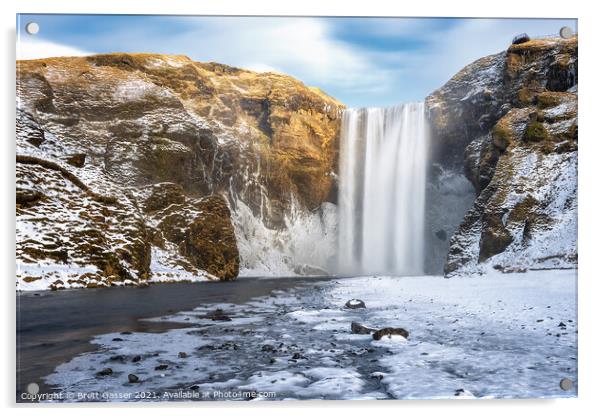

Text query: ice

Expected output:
[43,269,577,401]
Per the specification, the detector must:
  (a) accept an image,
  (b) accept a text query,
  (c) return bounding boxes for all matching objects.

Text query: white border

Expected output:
[3,1,600,415]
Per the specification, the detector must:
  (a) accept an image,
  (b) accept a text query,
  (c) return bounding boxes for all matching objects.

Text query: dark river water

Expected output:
[16,276,332,401]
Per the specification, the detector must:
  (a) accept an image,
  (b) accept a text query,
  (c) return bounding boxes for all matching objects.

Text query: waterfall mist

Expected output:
[337,103,429,275]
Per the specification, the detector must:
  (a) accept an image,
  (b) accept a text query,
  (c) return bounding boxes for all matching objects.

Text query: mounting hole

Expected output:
[559,26,573,39]
[25,22,39,35]
[26,382,39,395]
[559,378,573,391]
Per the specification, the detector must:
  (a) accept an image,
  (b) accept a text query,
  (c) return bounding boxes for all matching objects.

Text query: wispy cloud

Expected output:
[16,15,577,107]
[17,38,92,60]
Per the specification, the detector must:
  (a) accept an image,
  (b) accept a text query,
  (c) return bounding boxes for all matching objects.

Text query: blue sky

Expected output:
[17,15,577,107]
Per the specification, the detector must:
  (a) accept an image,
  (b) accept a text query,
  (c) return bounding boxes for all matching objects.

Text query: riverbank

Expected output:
[21,269,578,401]
[16,276,332,400]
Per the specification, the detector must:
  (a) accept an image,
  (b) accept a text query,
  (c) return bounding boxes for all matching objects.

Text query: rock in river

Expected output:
[372,327,410,341]
[351,321,377,335]
[345,299,366,309]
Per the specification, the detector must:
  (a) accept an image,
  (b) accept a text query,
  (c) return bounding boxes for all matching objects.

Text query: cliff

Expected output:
[16,53,344,289]
[426,37,578,276]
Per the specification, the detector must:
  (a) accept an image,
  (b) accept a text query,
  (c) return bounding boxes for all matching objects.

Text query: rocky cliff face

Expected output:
[426,37,577,276]
[16,53,343,289]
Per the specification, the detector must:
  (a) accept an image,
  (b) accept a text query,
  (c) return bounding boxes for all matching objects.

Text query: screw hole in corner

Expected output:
[25,22,39,35]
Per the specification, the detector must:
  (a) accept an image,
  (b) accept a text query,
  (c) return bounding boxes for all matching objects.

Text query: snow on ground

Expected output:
[148,246,215,284]
[43,270,577,401]
[16,262,103,291]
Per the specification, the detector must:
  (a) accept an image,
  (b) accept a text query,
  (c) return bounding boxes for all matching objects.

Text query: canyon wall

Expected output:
[16,54,343,289]
[16,36,579,288]
[426,36,577,276]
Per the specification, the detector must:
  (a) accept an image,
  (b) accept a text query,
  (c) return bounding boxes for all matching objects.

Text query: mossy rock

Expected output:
[517,87,535,106]
[523,120,548,142]
[492,123,512,150]
[536,92,562,109]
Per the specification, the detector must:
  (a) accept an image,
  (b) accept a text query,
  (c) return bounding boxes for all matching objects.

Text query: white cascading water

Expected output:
[337,102,429,275]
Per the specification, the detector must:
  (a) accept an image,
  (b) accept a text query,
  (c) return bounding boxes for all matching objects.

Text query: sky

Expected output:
[16,15,577,108]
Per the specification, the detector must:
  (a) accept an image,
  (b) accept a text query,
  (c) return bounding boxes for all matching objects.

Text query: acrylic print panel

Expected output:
[16,14,578,402]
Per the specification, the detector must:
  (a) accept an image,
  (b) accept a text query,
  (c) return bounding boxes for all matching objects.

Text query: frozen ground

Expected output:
[43,269,577,401]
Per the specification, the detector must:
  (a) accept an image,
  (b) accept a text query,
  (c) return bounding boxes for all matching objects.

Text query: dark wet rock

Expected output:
[351,321,377,335]
[112,337,124,342]
[127,374,140,383]
[96,368,113,377]
[512,33,530,45]
[493,264,527,273]
[291,352,305,360]
[372,327,410,341]
[454,388,474,397]
[199,341,239,351]
[345,299,366,309]
[178,352,188,358]
[109,355,126,361]
[435,229,447,241]
[207,308,232,321]
[261,344,276,353]
[132,355,141,363]
[155,364,169,371]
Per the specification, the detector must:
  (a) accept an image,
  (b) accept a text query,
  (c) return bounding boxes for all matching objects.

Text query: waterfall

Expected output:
[337,102,429,275]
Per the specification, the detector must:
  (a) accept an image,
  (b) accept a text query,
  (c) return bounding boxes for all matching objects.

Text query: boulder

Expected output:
[512,33,530,45]
[96,368,113,377]
[345,299,366,309]
[372,327,409,341]
[351,321,377,335]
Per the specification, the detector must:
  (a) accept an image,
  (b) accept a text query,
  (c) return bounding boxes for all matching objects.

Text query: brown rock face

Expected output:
[17,54,343,220]
[180,196,240,280]
[16,53,343,289]
[16,112,152,289]
[427,37,578,276]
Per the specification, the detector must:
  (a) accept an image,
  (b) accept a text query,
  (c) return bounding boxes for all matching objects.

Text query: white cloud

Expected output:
[72,17,397,97]
[162,18,395,93]
[15,17,577,107]
[17,38,92,60]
